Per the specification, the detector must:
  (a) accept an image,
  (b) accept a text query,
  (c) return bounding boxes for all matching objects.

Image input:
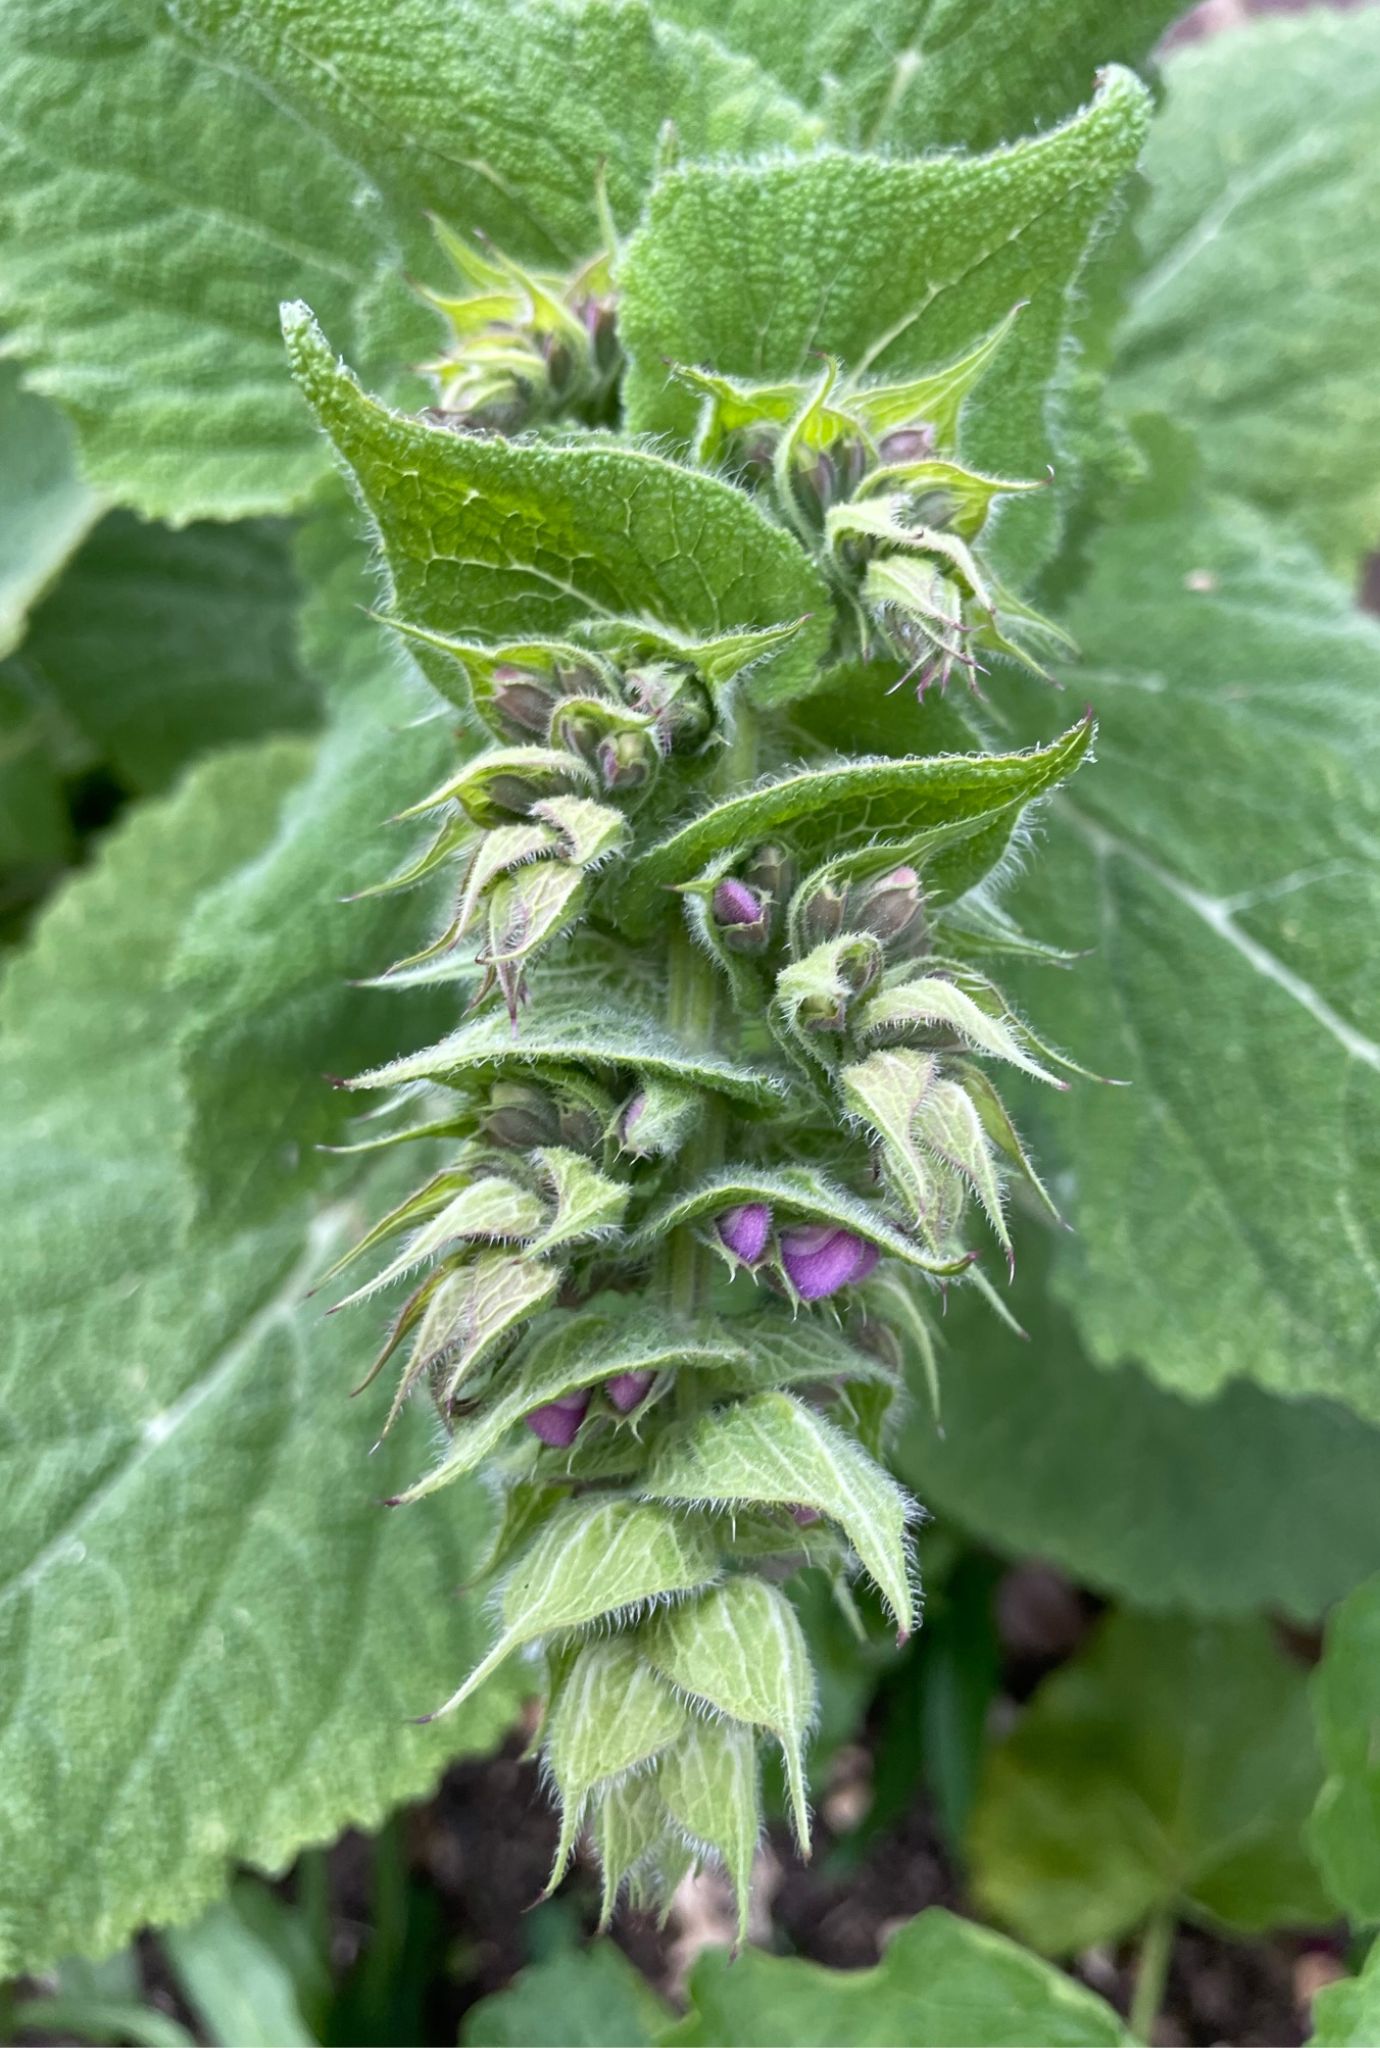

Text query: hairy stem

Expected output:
[1129,1907,1175,2043]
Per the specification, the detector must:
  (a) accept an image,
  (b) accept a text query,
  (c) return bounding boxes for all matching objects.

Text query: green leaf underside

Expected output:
[618,70,1151,579]
[970,1612,1331,1954]
[349,1004,789,1109]
[641,1393,916,1635]
[0,745,519,1972]
[651,0,1177,156]
[645,1575,814,1849]
[284,308,831,707]
[1115,10,1380,577]
[0,361,99,659]
[616,722,1092,938]
[429,1498,720,1719]
[1309,1572,1380,1921]
[664,1906,1130,2046]
[1002,467,1380,1418]
[897,1233,1380,1622]
[659,1717,761,1933]
[546,1636,690,1878]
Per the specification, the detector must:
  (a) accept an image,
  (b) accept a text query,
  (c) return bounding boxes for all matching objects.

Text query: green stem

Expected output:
[1128,1908,1174,2044]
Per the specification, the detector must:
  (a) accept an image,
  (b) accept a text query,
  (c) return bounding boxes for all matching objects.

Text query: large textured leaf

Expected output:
[652,0,1176,156]
[462,1924,672,2048]
[896,1234,1380,1623]
[351,1004,789,1111]
[172,496,456,1223]
[8,512,319,794]
[173,0,818,260]
[641,1393,916,1634]
[0,360,98,658]
[999,459,1380,1418]
[0,747,518,1973]
[0,0,391,520]
[618,70,1150,576]
[1114,11,1380,577]
[615,721,1091,938]
[665,1906,1129,2047]
[970,1613,1331,1955]
[645,1575,815,1849]
[1308,1572,1380,1921]
[285,308,830,706]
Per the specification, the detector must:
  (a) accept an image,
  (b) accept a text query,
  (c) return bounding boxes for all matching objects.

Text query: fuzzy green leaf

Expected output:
[545,1636,690,1886]
[0,361,98,659]
[1308,1573,1380,1921]
[0,747,519,1974]
[616,721,1092,939]
[394,1313,747,1504]
[897,1234,1380,1623]
[1002,460,1380,1420]
[652,0,1177,156]
[665,1906,1130,2047]
[658,1717,761,1942]
[349,1003,789,1112]
[645,1576,815,1851]
[641,1392,916,1635]
[284,308,831,707]
[462,1922,673,2048]
[425,1497,720,1720]
[619,71,1151,577]
[1115,11,1380,577]
[9,511,320,794]
[970,1613,1331,1954]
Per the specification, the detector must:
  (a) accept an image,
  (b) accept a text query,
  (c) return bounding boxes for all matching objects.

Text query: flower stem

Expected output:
[1129,1907,1175,2043]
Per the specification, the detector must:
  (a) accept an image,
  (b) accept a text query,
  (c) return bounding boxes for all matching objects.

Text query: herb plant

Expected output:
[2,1,1379,2040]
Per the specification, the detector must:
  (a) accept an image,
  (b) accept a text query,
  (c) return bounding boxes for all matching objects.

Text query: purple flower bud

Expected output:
[607,1369,655,1413]
[790,1504,823,1527]
[490,664,557,736]
[524,1389,590,1447]
[779,1224,881,1302]
[712,878,765,928]
[877,424,935,465]
[848,865,925,948]
[598,729,659,792]
[717,1202,772,1265]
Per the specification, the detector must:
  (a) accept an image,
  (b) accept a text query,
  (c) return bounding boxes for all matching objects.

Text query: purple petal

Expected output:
[717,1202,773,1264]
[524,1389,591,1447]
[779,1225,880,1302]
[790,1504,823,1527]
[712,878,764,928]
[607,1369,655,1413]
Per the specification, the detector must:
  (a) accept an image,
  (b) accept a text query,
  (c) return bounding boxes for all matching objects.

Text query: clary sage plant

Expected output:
[292,155,1105,1933]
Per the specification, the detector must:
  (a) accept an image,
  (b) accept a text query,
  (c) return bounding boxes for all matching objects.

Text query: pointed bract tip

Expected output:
[896,1627,911,1649]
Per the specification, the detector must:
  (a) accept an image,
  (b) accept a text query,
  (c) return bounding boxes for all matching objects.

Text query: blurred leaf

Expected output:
[1309,1571,1380,1921]
[165,1894,316,2046]
[651,0,1177,154]
[1311,1937,1380,2047]
[283,307,830,710]
[0,358,98,658]
[0,744,519,1972]
[665,1906,1130,2045]
[461,1928,671,2046]
[1115,11,1380,577]
[9,1996,194,2048]
[618,71,1150,579]
[970,1613,1331,1954]
[8,511,320,794]
[896,1229,1380,1622]
[998,449,1380,1421]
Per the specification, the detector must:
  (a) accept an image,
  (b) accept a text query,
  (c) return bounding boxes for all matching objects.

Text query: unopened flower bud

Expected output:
[483,1081,559,1150]
[790,1504,822,1527]
[483,772,552,816]
[717,1202,772,1265]
[490,664,557,736]
[800,882,847,947]
[710,877,772,953]
[847,865,925,948]
[598,729,659,792]
[607,1369,655,1413]
[877,424,935,465]
[779,1224,880,1302]
[524,1388,590,1447]
[743,843,794,909]
[551,707,605,764]
[557,1102,603,1153]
